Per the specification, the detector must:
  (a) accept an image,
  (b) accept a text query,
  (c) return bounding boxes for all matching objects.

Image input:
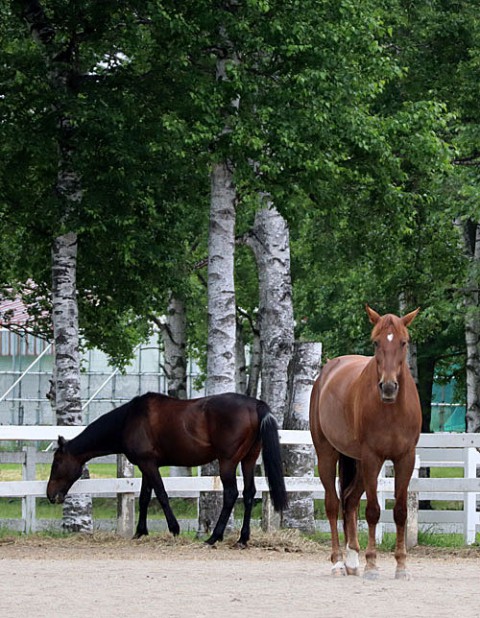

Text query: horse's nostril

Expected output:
[380,380,399,402]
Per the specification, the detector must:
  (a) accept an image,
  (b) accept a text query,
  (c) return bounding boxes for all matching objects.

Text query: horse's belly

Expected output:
[316,362,365,459]
[320,416,362,460]
[159,444,215,468]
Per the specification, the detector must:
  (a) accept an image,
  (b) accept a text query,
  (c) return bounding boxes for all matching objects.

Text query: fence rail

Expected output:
[1,427,480,543]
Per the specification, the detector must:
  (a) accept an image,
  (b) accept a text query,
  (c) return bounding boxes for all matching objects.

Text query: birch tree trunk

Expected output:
[162,294,188,400]
[19,2,92,532]
[52,232,92,532]
[246,206,295,426]
[465,272,480,433]
[235,317,247,394]
[160,294,190,477]
[246,317,261,398]
[282,342,321,533]
[198,2,240,535]
[246,205,294,530]
[198,162,237,536]
[456,220,480,433]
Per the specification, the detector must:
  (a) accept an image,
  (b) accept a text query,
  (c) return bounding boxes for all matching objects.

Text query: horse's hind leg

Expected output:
[138,462,180,537]
[316,443,343,574]
[341,462,364,576]
[237,451,259,547]
[205,461,239,546]
[361,452,383,580]
[133,474,152,538]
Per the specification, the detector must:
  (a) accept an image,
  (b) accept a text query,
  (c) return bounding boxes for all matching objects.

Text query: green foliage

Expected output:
[0,0,476,384]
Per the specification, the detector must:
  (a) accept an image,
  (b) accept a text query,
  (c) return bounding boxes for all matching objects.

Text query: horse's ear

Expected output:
[57,436,67,451]
[365,304,381,325]
[402,307,420,328]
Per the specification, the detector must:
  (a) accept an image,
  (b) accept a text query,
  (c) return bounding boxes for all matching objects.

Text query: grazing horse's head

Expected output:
[366,304,420,404]
[46,436,84,504]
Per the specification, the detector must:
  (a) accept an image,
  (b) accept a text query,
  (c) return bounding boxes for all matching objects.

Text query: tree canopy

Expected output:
[0,0,478,410]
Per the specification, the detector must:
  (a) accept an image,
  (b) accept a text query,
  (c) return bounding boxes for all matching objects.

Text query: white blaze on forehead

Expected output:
[387,333,394,342]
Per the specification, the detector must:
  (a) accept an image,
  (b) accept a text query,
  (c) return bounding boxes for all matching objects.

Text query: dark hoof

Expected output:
[234,541,248,550]
[133,531,148,539]
[204,534,219,547]
[203,541,217,549]
[169,522,180,536]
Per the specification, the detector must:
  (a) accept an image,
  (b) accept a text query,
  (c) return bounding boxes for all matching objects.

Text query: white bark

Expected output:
[246,205,295,531]
[455,220,480,433]
[162,295,188,400]
[160,294,190,477]
[282,342,321,533]
[246,317,261,398]
[52,233,81,425]
[465,276,480,433]
[246,206,295,426]
[205,162,237,395]
[52,232,92,532]
[21,0,92,532]
[198,162,237,536]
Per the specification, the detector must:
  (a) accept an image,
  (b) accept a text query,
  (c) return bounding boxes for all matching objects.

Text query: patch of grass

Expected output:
[430,467,464,478]
[418,529,470,548]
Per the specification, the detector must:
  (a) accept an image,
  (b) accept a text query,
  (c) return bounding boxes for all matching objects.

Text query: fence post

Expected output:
[464,446,477,544]
[406,454,419,549]
[376,462,386,544]
[22,446,36,533]
[116,455,135,538]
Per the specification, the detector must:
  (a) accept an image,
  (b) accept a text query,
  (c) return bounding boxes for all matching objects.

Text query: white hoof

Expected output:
[331,561,346,577]
[395,569,410,581]
[346,566,360,576]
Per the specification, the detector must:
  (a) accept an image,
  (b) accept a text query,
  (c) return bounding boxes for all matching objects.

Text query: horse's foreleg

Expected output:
[361,454,383,580]
[393,452,416,580]
[316,447,342,574]
[139,464,180,536]
[133,474,152,538]
[205,464,239,546]
[342,471,364,576]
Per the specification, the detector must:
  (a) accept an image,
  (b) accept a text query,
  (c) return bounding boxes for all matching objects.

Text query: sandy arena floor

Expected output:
[0,531,479,618]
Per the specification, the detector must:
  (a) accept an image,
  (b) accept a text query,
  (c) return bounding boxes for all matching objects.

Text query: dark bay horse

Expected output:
[47,392,288,547]
[309,305,422,579]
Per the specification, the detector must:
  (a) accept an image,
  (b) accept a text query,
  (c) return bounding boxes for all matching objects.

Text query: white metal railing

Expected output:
[0,343,53,403]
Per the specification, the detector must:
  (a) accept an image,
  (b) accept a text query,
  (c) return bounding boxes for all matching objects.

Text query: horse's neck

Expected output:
[68,411,124,461]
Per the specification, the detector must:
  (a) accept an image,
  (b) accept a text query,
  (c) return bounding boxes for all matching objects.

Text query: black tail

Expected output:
[257,401,288,512]
[338,453,358,529]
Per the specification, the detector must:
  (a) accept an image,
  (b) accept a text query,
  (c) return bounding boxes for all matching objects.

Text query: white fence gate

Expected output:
[1,427,480,544]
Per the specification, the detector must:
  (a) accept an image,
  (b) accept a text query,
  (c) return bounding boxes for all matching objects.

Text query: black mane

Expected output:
[68,395,147,456]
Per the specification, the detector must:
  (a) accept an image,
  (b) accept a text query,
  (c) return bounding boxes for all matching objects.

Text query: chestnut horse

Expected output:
[309,305,421,579]
[47,392,287,547]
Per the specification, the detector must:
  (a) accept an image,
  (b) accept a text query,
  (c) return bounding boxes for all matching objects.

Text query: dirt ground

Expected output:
[1,531,479,618]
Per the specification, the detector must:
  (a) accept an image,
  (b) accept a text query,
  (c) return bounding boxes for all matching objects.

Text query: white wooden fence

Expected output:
[1,426,480,544]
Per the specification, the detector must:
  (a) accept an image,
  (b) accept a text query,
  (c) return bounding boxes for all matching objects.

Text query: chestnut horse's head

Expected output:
[366,304,420,404]
[46,436,84,504]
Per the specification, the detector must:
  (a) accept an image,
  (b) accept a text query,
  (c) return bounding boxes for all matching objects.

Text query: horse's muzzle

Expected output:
[379,381,399,403]
[47,491,65,505]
